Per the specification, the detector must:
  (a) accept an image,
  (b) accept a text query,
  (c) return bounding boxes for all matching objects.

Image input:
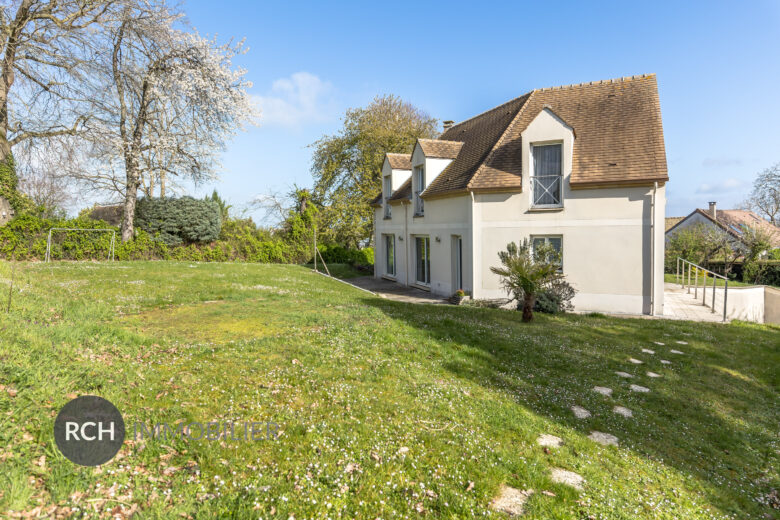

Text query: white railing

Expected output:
[676,257,728,322]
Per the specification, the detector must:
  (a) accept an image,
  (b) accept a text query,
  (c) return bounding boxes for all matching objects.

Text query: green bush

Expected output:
[531,279,576,314]
[0,154,33,216]
[135,196,222,246]
[317,244,374,266]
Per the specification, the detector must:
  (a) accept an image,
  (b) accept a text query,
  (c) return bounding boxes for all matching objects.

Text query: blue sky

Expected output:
[181,0,780,222]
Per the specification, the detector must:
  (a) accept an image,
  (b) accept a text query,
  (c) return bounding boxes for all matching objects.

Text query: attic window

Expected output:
[608,162,617,166]
[531,143,563,207]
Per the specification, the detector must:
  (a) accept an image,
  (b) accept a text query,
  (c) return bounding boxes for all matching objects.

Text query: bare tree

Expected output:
[0,0,115,164]
[16,138,76,216]
[743,163,780,225]
[69,2,258,241]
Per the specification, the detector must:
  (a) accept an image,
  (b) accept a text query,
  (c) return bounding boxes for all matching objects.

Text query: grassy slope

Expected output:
[663,273,754,288]
[0,261,777,519]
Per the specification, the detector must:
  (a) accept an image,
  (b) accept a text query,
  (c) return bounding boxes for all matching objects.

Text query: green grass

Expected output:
[304,262,370,279]
[0,261,777,519]
[664,273,754,288]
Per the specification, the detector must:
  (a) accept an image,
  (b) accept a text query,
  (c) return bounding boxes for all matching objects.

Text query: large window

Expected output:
[531,143,562,207]
[415,236,431,285]
[531,235,563,271]
[383,176,392,218]
[413,166,425,216]
[384,234,395,276]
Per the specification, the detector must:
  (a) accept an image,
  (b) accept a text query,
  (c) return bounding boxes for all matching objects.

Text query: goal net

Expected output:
[45,228,116,262]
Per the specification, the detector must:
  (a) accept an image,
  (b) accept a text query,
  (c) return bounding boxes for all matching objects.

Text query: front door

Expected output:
[452,235,462,291]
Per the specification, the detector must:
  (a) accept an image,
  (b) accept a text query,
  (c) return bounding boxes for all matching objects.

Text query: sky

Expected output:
[177,0,780,223]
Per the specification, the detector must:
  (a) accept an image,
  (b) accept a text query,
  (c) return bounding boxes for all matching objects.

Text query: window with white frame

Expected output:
[383,176,392,218]
[531,143,563,207]
[413,166,425,216]
[384,234,395,276]
[531,235,563,271]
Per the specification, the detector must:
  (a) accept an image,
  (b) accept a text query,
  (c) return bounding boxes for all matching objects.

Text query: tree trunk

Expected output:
[121,156,140,242]
[522,293,536,322]
[160,171,166,198]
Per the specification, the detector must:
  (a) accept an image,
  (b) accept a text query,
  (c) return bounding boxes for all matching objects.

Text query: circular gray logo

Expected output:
[54,395,125,466]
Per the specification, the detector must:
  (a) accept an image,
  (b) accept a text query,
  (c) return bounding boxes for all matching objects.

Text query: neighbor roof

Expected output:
[665,217,684,232]
[666,208,780,248]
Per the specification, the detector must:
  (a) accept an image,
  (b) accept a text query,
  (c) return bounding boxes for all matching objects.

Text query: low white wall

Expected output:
[724,287,765,323]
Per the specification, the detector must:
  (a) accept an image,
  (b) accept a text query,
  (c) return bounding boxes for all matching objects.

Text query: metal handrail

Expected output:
[676,257,728,322]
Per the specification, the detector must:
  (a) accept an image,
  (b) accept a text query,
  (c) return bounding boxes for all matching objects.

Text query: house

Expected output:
[666,202,780,249]
[371,74,668,316]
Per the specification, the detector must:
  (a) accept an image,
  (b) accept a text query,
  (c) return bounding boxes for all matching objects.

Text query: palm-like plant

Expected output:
[490,240,563,322]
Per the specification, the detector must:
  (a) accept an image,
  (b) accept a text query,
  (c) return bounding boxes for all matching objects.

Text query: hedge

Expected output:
[0,213,373,266]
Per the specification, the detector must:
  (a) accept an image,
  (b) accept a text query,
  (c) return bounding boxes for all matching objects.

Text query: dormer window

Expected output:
[413,166,425,216]
[383,176,392,218]
[531,143,563,207]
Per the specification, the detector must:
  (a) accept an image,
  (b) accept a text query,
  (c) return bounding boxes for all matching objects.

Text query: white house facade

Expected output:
[371,74,669,316]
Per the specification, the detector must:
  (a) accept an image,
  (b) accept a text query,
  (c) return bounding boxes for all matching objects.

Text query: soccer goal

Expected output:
[44,228,116,262]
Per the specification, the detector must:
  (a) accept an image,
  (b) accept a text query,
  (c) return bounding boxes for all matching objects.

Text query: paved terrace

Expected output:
[346,276,729,323]
[662,282,726,322]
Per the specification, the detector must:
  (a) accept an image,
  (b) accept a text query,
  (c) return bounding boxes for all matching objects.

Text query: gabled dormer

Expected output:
[381,153,412,218]
[410,139,463,216]
[520,107,574,210]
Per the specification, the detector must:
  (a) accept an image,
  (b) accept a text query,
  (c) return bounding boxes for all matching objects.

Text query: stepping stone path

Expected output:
[490,485,534,516]
[676,341,688,345]
[641,348,655,355]
[646,372,661,378]
[670,349,684,355]
[660,359,671,365]
[613,406,633,417]
[592,386,613,396]
[628,358,643,364]
[615,371,633,378]
[537,434,563,447]
[630,384,650,393]
[653,341,665,346]
[589,431,619,446]
[571,405,591,419]
[550,468,584,490]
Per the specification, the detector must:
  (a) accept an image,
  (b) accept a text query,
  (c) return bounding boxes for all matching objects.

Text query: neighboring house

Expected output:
[665,202,780,249]
[88,204,124,227]
[371,74,668,316]
[0,196,14,226]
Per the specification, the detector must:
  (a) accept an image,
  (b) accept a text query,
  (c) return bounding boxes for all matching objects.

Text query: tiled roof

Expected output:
[388,178,412,203]
[665,217,684,232]
[424,94,530,197]
[668,208,780,248]
[386,153,412,170]
[422,74,668,198]
[417,139,464,159]
[714,209,780,248]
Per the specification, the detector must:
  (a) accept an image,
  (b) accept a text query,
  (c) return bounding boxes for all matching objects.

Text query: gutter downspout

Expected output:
[650,181,658,315]
[404,201,409,287]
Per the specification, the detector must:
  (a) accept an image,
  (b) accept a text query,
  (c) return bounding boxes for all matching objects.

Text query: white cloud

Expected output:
[695,177,745,194]
[254,72,336,128]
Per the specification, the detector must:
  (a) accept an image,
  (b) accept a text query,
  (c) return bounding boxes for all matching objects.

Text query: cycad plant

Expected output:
[490,239,564,322]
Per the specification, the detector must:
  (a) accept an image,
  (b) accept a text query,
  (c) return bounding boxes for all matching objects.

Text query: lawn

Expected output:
[663,273,754,288]
[0,261,778,519]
